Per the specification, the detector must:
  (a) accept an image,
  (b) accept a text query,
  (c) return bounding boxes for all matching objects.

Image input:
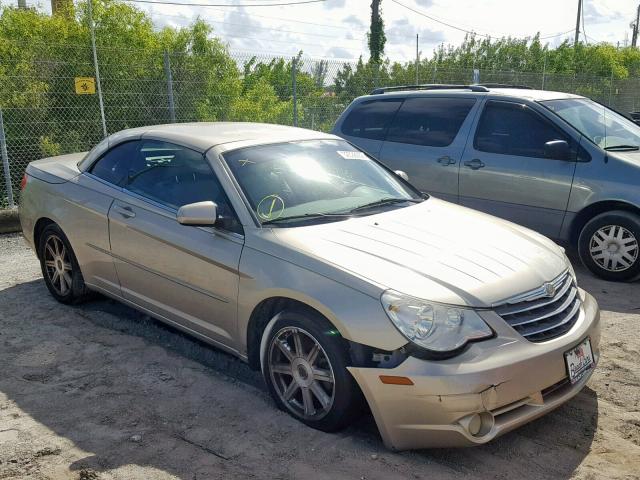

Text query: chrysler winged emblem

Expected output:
[543,282,556,298]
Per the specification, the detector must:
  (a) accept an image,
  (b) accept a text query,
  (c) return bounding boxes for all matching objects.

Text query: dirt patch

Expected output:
[0,232,639,479]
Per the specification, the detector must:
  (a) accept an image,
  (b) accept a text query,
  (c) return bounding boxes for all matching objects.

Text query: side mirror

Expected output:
[394,170,409,181]
[544,140,571,161]
[177,201,218,226]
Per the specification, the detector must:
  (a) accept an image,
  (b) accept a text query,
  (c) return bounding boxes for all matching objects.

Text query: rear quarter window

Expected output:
[386,97,476,147]
[341,99,402,140]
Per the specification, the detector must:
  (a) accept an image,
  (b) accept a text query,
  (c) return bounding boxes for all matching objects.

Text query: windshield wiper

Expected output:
[604,144,640,151]
[349,197,423,213]
[262,212,354,225]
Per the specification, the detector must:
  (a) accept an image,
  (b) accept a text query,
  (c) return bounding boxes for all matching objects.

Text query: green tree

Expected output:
[368,0,385,65]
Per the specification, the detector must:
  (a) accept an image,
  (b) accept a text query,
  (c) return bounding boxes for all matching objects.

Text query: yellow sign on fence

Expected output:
[74,77,96,95]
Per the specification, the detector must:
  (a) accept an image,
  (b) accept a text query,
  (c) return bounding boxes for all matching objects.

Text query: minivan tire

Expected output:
[38,224,92,304]
[261,309,362,432]
[578,210,640,282]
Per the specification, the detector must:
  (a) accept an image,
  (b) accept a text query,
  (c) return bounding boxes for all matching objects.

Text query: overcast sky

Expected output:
[32,0,639,61]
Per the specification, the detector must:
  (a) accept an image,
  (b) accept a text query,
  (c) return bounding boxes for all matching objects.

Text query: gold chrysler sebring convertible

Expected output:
[19,123,600,450]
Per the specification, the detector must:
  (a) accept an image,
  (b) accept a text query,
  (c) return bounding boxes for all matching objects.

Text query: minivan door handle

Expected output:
[437,156,456,166]
[113,205,136,219]
[464,159,485,170]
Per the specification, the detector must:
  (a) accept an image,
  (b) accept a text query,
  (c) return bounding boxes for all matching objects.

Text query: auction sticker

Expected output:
[337,150,368,160]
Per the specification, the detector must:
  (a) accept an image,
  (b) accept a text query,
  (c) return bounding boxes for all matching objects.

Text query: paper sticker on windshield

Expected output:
[337,150,368,160]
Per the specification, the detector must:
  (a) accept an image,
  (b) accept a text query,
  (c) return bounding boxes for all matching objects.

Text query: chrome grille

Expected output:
[495,272,581,342]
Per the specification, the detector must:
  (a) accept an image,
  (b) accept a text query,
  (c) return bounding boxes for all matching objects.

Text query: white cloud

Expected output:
[324,0,347,9]
[133,0,635,60]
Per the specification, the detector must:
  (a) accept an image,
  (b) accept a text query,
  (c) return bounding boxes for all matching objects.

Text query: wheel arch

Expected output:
[33,217,57,259]
[246,296,340,370]
[570,200,640,245]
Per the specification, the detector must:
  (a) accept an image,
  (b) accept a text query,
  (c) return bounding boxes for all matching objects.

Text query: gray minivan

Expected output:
[333,85,640,282]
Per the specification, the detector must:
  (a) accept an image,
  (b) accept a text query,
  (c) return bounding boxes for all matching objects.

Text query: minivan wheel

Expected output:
[261,310,361,432]
[578,211,640,282]
[38,224,91,304]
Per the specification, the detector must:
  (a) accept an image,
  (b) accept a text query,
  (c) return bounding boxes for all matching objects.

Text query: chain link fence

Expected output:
[1,43,640,208]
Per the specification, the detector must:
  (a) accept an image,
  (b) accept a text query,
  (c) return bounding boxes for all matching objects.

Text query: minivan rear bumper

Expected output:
[348,289,600,450]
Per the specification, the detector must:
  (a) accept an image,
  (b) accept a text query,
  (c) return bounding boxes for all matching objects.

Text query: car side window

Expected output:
[89,141,139,186]
[474,101,575,159]
[386,97,476,147]
[125,140,242,233]
[341,99,403,140]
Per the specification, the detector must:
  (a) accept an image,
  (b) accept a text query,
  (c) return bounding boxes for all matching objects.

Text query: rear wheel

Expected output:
[261,309,361,432]
[578,211,640,282]
[38,224,91,303]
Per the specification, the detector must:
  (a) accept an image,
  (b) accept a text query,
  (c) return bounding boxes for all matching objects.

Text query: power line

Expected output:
[123,0,326,7]
[540,29,575,40]
[391,0,575,41]
[125,3,425,42]
[124,0,361,32]
[138,10,367,42]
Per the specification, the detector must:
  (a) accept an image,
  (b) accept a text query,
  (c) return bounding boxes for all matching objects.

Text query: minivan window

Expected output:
[386,97,476,147]
[475,101,574,159]
[542,98,640,151]
[341,99,402,140]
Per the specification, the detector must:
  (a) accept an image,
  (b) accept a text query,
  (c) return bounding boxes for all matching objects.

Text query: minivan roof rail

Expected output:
[475,83,534,90]
[370,84,489,95]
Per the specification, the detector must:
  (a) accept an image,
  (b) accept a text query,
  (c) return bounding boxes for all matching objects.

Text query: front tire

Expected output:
[261,309,361,432]
[578,210,640,282]
[38,224,91,304]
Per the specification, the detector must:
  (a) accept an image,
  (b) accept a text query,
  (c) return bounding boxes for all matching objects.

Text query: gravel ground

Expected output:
[0,232,639,480]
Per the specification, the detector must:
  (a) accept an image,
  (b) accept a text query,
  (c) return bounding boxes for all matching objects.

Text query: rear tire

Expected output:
[38,224,91,304]
[578,210,640,282]
[261,309,362,432]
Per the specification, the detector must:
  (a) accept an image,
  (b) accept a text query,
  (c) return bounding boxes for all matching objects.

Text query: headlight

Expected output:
[381,290,493,354]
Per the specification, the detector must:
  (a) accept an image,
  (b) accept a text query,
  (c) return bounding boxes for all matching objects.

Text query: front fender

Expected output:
[236,244,408,357]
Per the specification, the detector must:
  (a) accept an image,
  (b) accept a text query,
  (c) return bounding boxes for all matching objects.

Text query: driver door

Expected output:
[107,139,244,351]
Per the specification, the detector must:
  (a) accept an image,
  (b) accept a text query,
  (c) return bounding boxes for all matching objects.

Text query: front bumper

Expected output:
[348,288,600,450]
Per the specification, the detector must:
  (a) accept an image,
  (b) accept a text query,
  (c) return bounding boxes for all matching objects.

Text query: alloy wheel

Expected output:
[43,234,73,295]
[589,224,639,272]
[268,326,335,420]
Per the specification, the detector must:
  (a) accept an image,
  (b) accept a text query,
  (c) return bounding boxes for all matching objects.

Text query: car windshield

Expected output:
[223,139,422,225]
[541,98,640,151]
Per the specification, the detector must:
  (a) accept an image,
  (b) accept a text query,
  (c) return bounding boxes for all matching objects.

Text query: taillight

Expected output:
[20,173,28,190]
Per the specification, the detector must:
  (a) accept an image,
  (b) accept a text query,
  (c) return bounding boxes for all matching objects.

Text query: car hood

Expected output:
[272,198,567,308]
[609,150,640,165]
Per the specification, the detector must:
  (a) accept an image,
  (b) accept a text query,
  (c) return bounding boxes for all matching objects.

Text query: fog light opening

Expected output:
[459,412,494,437]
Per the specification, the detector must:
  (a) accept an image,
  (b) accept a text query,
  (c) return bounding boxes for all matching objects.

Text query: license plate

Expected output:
[564,337,595,384]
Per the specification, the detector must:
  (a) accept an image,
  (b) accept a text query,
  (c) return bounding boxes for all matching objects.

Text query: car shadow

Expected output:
[569,251,640,315]
[0,279,598,479]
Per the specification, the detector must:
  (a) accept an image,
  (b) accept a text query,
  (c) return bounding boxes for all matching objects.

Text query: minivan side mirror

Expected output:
[394,170,409,181]
[544,140,571,161]
[177,201,218,226]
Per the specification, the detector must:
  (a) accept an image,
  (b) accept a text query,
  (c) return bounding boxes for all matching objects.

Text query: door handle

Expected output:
[437,156,456,166]
[463,159,485,170]
[114,205,136,219]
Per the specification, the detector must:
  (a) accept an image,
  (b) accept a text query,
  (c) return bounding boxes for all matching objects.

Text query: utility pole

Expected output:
[574,0,583,47]
[632,3,640,48]
[415,34,419,84]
